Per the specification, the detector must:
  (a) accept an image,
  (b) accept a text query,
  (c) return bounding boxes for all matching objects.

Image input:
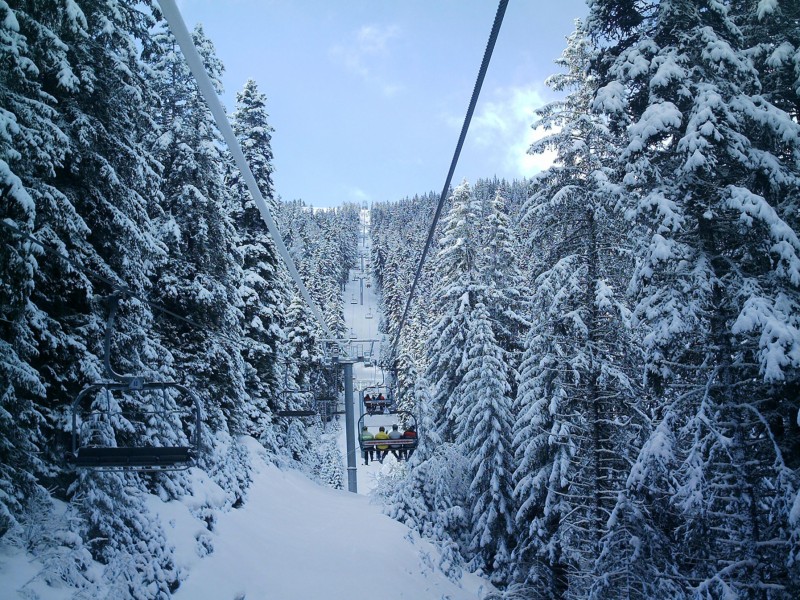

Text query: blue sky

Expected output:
[177,0,589,207]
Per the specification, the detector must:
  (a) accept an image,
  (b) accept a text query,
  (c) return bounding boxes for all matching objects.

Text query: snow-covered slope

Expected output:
[168,438,490,599]
[1,437,491,599]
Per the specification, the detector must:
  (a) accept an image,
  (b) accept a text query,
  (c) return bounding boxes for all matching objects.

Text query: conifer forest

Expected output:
[1,1,799,598]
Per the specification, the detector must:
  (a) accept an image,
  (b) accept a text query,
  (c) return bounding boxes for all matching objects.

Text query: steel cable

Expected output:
[389,0,510,358]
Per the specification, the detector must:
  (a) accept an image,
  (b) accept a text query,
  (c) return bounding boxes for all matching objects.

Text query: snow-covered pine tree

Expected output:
[274,293,325,467]
[590,418,687,599]
[145,22,251,503]
[404,181,520,582]
[229,78,290,445]
[377,245,402,332]
[511,20,642,596]
[273,200,359,478]
[3,1,182,593]
[7,0,171,461]
[283,293,323,387]
[314,431,345,490]
[384,374,469,582]
[735,0,800,579]
[370,191,444,375]
[588,0,800,594]
[315,223,348,338]
[736,0,800,125]
[477,187,528,368]
[425,181,481,442]
[454,302,516,583]
[0,0,57,533]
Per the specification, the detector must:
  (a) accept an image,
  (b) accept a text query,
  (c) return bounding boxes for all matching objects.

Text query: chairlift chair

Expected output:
[65,294,202,471]
[67,381,202,469]
[358,410,419,463]
[360,384,395,415]
[276,366,323,418]
[323,341,342,365]
[276,388,318,417]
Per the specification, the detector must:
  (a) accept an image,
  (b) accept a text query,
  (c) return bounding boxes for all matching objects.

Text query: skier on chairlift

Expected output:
[401,425,417,460]
[388,424,403,460]
[374,426,390,463]
[360,426,375,465]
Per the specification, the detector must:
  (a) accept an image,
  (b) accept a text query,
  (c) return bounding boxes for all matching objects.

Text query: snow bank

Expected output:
[165,437,490,600]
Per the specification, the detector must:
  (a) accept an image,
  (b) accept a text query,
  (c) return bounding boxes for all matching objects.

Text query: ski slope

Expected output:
[0,436,491,599]
[166,439,491,600]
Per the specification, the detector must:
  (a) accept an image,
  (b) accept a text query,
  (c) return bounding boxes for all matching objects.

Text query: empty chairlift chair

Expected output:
[67,381,202,469]
[66,294,202,471]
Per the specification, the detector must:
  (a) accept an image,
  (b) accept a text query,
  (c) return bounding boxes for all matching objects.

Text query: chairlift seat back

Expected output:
[67,446,194,468]
[277,409,318,417]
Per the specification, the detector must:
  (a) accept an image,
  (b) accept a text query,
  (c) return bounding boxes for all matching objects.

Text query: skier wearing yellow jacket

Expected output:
[374,426,390,463]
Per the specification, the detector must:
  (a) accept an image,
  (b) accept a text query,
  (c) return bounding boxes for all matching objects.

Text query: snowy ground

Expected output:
[0,437,491,599]
[167,438,491,600]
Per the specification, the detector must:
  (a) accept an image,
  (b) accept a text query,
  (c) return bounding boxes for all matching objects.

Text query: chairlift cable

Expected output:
[389,0,509,358]
[157,0,332,339]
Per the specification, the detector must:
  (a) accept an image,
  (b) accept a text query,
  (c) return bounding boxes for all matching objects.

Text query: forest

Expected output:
[1,0,799,599]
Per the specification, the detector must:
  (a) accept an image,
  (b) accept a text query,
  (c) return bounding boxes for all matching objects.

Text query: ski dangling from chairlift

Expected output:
[65,293,202,471]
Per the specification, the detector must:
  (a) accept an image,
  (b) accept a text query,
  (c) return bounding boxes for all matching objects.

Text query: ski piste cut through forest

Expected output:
[1,1,799,599]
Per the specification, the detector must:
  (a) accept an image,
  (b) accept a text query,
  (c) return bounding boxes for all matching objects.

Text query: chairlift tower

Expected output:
[321,338,379,493]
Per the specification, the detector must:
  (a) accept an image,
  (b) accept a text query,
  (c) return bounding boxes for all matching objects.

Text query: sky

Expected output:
[177,0,590,208]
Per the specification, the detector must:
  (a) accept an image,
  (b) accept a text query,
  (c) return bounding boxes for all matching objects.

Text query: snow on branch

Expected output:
[731,293,800,381]
[725,185,800,286]
[593,81,627,116]
[626,102,682,155]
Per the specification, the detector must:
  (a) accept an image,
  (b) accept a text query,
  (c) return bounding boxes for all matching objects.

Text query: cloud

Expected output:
[329,24,403,97]
[356,24,400,53]
[349,187,370,202]
[468,84,558,177]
